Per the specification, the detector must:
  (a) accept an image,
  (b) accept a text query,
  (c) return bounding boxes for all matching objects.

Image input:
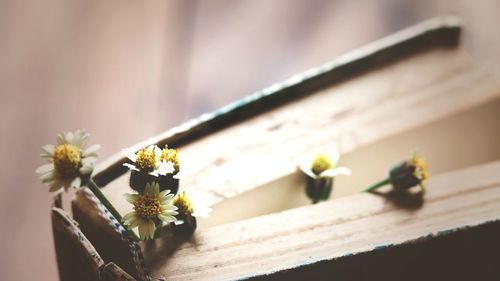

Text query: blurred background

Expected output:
[1,0,499,280]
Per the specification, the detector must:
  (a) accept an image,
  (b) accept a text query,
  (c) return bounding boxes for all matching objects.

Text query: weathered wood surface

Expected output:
[91,17,500,280]
[100,262,137,281]
[101,30,500,212]
[51,207,104,281]
[144,160,500,280]
[174,47,500,206]
[93,16,463,187]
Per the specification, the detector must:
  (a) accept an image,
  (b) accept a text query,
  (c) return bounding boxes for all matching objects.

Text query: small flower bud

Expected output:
[389,154,429,190]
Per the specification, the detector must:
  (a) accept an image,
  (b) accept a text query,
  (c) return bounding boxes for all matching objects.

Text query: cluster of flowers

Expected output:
[37,130,211,241]
[37,130,428,239]
[122,145,211,239]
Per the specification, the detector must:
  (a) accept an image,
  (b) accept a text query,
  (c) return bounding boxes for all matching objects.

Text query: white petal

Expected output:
[296,156,317,179]
[319,167,352,178]
[151,182,159,194]
[123,213,140,228]
[153,145,162,157]
[161,204,178,211]
[57,134,64,145]
[83,144,100,157]
[48,181,63,192]
[155,160,175,176]
[70,177,82,189]
[148,171,160,177]
[122,148,137,162]
[123,212,134,222]
[138,220,155,240]
[165,210,178,216]
[82,156,97,165]
[159,189,171,198]
[40,153,53,160]
[42,144,55,155]
[174,220,184,225]
[144,182,158,196]
[158,214,176,223]
[123,193,139,204]
[79,131,90,148]
[64,132,74,145]
[72,130,83,146]
[36,164,54,174]
[79,164,93,175]
[298,165,317,179]
[160,193,175,202]
[327,151,340,165]
[138,221,148,240]
[123,163,139,171]
[147,220,155,239]
[41,171,56,181]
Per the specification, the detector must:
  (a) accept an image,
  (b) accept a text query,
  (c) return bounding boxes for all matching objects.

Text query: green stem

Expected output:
[361,178,391,193]
[87,179,140,241]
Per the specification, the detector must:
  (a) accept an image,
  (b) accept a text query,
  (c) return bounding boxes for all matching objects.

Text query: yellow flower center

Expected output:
[133,194,162,220]
[408,155,429,181]
[311,153,333,175]
[172,192,193,215]
[159,145,180,172]
[53,143,81,178]
[135,147,157,172]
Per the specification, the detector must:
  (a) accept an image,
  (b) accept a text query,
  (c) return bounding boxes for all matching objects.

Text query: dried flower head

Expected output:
[389,153,429,190]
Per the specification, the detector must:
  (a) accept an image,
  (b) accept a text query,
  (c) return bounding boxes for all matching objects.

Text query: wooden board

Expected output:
[93,17,464,188]
[144,160,500,280]
[100,17,500,211]
[89,17,500,280]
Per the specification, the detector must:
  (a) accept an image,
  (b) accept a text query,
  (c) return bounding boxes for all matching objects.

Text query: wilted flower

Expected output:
[36,130,100,192]
[122,182,178,240]
[123,146,175,193]
[363,152,429,193]
[389,153,429,190]
[297,152,351,203]
[171,191,212,235]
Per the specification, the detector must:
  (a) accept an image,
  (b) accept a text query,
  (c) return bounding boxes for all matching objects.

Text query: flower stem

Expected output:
[87,179,140,241]
[361,178,391,193]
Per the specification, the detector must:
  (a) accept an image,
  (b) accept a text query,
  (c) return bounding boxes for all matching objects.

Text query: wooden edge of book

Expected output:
[93,16,462,187]
[100,262,137,281]
[51,207,105,281]
[144,160,500,280]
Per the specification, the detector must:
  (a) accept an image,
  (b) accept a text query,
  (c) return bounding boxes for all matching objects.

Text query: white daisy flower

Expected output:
[172,191,212,226]
[297,151,351,179]
[122,182,178,240]
[123,145,175,177]
[36,130,100,192]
